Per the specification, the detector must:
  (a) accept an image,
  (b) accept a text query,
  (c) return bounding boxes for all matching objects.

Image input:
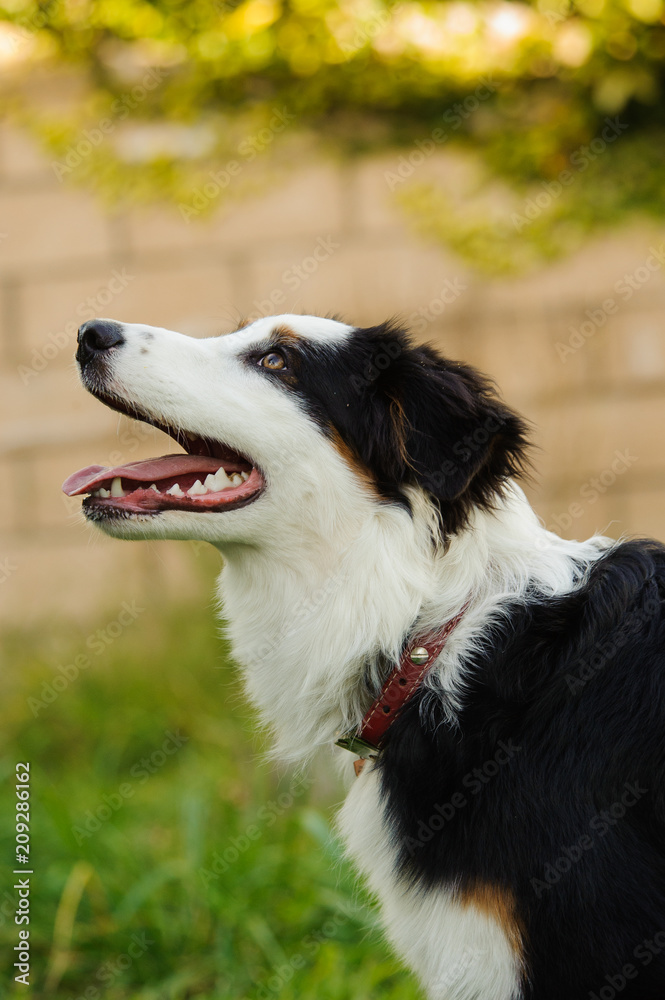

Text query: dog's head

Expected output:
[63,314,529,545]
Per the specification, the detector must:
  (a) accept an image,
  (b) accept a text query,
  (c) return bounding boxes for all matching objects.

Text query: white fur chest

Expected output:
[337,765,524,1000]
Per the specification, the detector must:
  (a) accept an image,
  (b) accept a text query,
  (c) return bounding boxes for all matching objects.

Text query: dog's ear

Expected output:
[347,325,530,530]
[397,344,530,502]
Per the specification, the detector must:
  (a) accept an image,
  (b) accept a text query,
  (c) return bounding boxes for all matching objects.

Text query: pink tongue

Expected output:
[62,455,226,496]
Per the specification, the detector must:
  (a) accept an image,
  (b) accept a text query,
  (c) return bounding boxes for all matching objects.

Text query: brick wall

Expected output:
[2,122,664,622]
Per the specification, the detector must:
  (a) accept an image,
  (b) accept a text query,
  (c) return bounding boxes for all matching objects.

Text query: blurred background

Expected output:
[1,0,665,996]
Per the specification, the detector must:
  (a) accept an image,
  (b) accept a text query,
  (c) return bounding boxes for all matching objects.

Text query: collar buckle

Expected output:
[337,603,469,769]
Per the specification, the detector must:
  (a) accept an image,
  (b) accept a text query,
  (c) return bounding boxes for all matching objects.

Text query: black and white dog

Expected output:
[64,314,665,1000]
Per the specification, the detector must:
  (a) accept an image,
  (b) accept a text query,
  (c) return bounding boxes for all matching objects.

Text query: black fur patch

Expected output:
[248,322,531,536]
[378,539,665,999]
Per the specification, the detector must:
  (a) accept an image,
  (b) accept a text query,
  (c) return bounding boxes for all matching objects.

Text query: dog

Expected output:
[63,313,665,1000]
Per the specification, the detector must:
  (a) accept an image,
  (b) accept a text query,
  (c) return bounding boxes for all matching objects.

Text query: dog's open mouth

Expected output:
[62,391,264,516]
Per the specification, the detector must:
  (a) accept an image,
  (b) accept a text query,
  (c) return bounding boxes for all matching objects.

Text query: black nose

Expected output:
[77,319,125,367]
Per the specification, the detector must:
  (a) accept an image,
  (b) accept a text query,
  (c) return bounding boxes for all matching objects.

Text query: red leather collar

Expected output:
[336,604,468,766]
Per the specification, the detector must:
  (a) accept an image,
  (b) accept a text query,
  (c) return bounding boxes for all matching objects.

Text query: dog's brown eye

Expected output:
[259,351,286,371]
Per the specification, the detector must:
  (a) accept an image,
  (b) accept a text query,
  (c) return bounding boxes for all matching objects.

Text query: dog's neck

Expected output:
[215,484,609,763]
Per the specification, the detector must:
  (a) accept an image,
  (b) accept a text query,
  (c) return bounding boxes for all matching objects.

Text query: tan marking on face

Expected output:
[331,430,382,498]
[271,324,300,346]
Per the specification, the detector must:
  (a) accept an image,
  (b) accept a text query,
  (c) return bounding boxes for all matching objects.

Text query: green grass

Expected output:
[0,596,421,1000]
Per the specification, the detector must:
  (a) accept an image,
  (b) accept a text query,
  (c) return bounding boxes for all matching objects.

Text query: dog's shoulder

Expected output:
[471,535,665,702]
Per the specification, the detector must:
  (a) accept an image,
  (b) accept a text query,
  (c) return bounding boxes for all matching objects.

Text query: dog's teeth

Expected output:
[188,480,208,496]
[215,467,233,487]
[230,474,242,486]
[149,484,159,492]
[110,477,125,498]
[207,468,233,491]
[240,471,249,482]
[166,483,184,497]
[98,487,111,497]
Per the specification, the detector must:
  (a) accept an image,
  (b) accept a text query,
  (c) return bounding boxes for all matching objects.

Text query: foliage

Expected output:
[0,599,419,999]
[1,0,665,270]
